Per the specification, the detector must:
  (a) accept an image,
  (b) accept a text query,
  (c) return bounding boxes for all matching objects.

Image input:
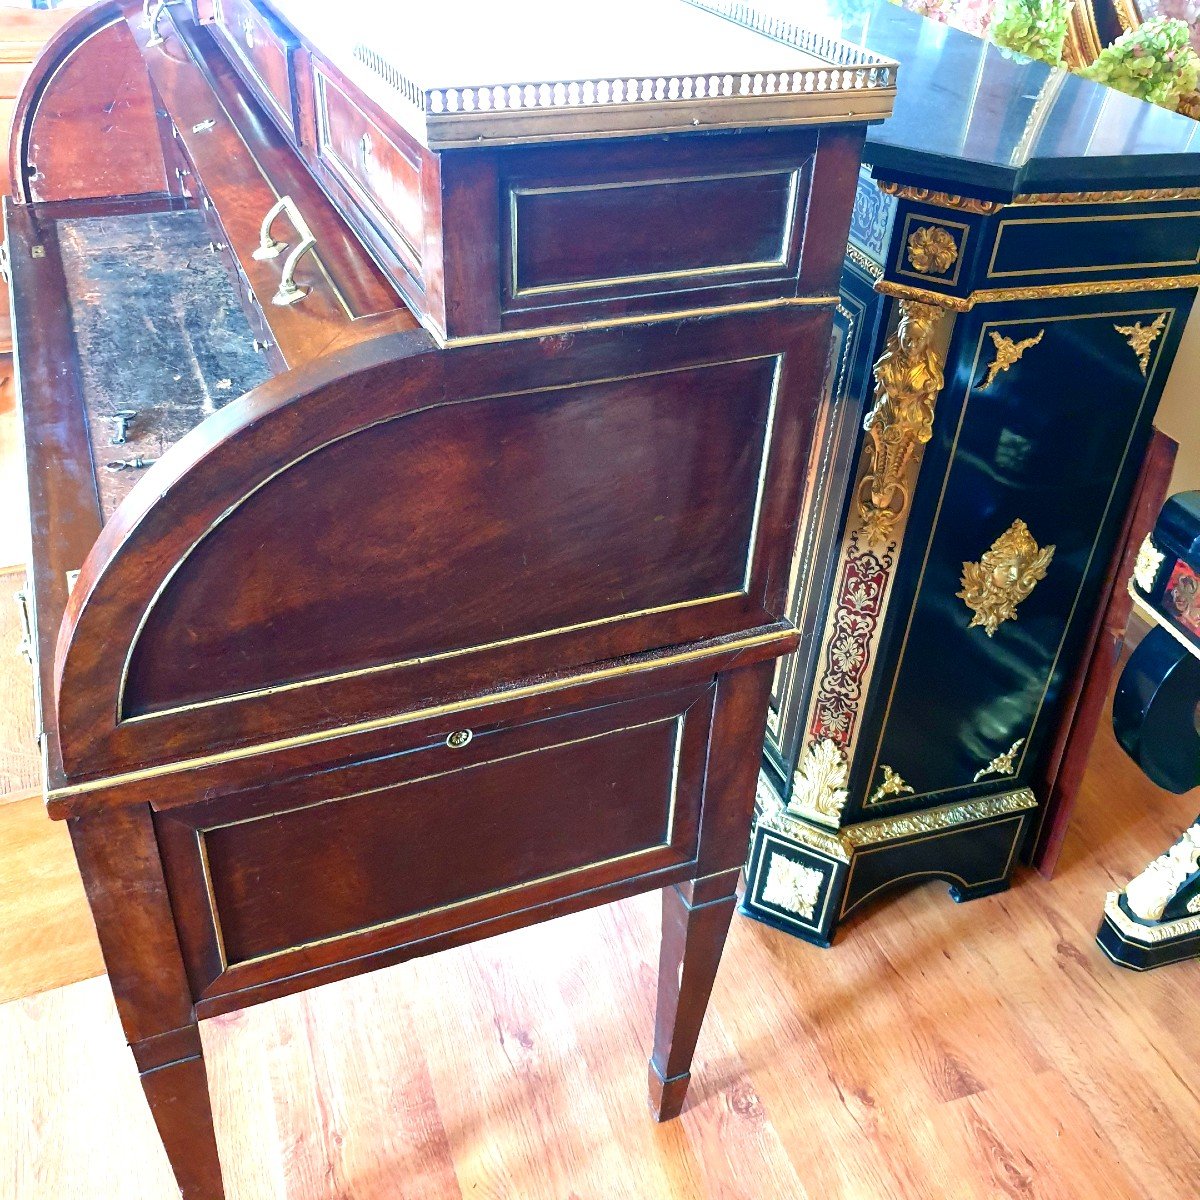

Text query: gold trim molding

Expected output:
[755,774,851,862]
[1014,186,1200,206]
[842,788,1037,848]
[876,181,1003,215]
[881,181,1200,212]
[959,520,1055,637]
[980,329,1044,389]
[1103,892,1200,945]
[758,777,1037,853]
[876,273,1200,313]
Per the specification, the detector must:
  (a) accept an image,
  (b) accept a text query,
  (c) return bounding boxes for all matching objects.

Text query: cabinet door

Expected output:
[851,292,1191,817]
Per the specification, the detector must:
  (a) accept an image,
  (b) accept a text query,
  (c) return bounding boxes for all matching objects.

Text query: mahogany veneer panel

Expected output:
[124,355,779,714]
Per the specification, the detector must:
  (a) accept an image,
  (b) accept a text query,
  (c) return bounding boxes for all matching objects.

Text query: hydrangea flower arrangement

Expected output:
[1081,17,1200,109]
[987,0,1072,66]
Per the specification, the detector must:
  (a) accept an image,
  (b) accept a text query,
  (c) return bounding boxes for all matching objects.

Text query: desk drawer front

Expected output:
[314,67,425,273]
[157,684,712,997]
[211,0,298,136]
[507,169,800,301]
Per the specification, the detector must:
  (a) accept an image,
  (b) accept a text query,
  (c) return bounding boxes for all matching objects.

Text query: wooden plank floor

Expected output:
[1,708,1197,1199]
[0,361,30,570]
[0,790,104,1006]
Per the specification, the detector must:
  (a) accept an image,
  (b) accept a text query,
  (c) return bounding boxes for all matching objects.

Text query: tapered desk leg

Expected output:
[69,805,226,1200]
[135,1029,225,1200]
[648,875,737,1121]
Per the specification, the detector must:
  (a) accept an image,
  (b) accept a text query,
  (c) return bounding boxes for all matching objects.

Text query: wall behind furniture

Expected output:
[1158,306,1200,495]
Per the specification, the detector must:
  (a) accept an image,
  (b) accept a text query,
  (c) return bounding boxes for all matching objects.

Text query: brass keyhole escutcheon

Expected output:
[446,729,473,749]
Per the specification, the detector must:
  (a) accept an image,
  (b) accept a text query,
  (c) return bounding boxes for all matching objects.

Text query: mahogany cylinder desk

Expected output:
[739,0,1200,947]
[6,0,895,1194]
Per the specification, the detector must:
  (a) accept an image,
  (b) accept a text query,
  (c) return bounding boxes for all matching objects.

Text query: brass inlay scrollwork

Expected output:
[979,329,1044,389]
[858,300,948,545]
[906,225,959,276]
[869,764,914,805]
[973,737,1026,783]
[845,241,883,280]
[1114,312,1167,376]
[958,520,1055,637]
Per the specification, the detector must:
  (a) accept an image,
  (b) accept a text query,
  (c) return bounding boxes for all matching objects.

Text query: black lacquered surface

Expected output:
[756,1,1200,193]
[61,209,271,519]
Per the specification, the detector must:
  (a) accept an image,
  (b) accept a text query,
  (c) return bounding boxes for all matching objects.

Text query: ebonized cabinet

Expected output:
[737,0,1200,947]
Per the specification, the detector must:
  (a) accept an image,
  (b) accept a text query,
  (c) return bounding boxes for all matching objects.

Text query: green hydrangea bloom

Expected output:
[1081,18,1200,110]
[990,0,1070,67]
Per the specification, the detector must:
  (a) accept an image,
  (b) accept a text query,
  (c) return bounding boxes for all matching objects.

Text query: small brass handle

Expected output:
[14,589,33,664]
[359,132,373,162]
[241,16,255,50]
[252,195,317,306]
[446,730,473,749]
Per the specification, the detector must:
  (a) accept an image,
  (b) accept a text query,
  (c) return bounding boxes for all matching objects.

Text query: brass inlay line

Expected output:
[742,360,782,593]
[987,212,1200,280]
[438,293,840,349]
[51,626,791,802]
